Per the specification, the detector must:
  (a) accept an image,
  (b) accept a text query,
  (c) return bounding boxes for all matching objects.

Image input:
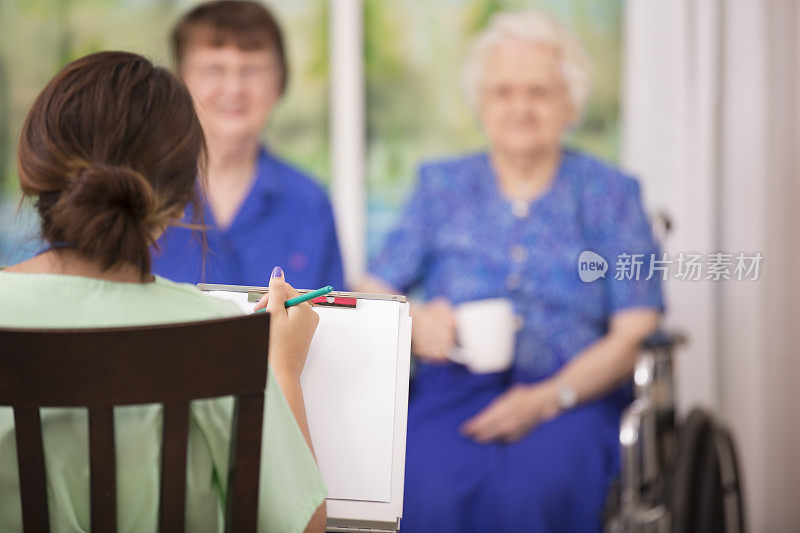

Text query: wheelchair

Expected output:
[604,331,747,533]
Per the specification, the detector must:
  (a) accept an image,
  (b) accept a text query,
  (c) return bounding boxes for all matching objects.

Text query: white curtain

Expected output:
[623,0,800,531]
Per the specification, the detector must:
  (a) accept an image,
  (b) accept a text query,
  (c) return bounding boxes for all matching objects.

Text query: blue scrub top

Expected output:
[153,147,344,290]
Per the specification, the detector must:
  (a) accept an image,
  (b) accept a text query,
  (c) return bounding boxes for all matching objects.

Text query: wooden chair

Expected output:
[0,313,270,533]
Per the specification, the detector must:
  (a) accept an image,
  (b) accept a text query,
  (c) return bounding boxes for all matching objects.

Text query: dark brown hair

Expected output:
[171,0,288,93]
[17,51,206,279]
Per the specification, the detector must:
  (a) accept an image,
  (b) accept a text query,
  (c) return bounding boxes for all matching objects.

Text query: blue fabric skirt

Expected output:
[400,362,628,533]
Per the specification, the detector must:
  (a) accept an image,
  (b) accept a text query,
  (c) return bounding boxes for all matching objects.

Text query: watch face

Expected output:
[558,385,578,409]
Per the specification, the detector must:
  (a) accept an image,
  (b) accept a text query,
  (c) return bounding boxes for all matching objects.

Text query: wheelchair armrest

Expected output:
[641,330,687,351]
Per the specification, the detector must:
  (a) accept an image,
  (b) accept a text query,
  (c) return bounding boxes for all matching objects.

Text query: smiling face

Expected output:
[478,41,575,159]
[179,44,282,146]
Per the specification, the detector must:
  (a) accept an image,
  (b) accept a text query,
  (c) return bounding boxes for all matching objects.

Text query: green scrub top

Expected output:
[0,271,327,533]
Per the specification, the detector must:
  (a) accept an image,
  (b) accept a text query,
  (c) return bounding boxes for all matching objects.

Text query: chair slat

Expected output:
[13,407,49,533]
[159,402,189,533]
[225,392,265,533]
[89,407,116,533]
[0,314,270,532]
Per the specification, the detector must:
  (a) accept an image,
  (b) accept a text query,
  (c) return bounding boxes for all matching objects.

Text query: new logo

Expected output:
[578,251,608,282]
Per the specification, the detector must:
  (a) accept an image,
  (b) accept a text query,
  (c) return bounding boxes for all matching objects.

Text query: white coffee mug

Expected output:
[449,298,516,373]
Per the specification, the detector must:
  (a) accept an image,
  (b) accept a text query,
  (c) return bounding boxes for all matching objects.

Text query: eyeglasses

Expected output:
[185,63,280,86]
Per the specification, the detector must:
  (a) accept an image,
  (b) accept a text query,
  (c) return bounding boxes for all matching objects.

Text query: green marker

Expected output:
[254,285,334,313]
[285,285,334,307]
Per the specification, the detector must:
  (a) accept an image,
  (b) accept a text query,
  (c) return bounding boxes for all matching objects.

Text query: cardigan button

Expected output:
[510,245,528,263]
[511,200,529,219]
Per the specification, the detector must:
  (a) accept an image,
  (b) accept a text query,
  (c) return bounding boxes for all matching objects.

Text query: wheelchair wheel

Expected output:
[670,409,746,533]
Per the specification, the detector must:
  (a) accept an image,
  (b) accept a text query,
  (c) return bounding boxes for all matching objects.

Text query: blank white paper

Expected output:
[206,291,400,502]
[302,300,399,502]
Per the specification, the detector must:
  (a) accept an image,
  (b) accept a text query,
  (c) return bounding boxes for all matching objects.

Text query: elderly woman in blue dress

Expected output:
[361,11,664,533]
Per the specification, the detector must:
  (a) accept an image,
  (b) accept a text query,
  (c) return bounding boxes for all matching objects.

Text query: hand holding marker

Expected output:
[283,285,335,307]
[254,275,334,313]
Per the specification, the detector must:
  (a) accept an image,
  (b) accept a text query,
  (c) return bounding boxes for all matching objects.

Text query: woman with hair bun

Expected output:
[0,51,326,532]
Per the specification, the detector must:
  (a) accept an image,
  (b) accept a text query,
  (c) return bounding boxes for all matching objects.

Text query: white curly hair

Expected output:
[462,11,592,120]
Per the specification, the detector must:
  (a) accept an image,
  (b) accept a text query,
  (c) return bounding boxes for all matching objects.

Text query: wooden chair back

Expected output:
[0,313,269,533]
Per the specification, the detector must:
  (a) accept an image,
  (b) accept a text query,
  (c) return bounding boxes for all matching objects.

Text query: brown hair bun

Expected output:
[45,163,160,272]
[17,51,206,279]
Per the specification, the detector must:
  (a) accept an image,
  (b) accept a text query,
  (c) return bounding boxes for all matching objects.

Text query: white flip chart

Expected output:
[302,300,399,501]
[205,288,409,510]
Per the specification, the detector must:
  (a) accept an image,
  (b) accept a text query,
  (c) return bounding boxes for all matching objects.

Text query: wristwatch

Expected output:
[557,381,578,411]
